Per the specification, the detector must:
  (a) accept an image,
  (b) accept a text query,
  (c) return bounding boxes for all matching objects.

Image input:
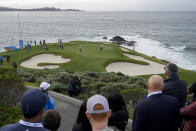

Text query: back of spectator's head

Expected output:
[40,82,50,92]
[86,95,111,122]
[76,101,92,130]
[42,110,61,131]
[108,93,127,112]
[164,63,178,77]
[21,89,49,119]
[148,75,164,92]
[77,101,89,123]
[189,82,196,94]
[70,75,80,84]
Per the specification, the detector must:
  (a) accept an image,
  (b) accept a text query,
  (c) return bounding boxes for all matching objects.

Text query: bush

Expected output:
[0,104,22,127]
[18,69,148,109]
[50,82,66,93]
[120,88,147,109]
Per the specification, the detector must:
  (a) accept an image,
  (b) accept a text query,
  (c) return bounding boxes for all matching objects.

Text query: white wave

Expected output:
[168,45,186,52]
[118,34,196,71]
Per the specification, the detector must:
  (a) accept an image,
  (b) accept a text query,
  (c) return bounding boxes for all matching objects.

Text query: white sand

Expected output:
[121,48,129,52]
[106,51,165,76]
[20,54,70,69]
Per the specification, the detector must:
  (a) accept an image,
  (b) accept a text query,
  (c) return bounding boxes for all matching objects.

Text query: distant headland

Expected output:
[0,6,84,11]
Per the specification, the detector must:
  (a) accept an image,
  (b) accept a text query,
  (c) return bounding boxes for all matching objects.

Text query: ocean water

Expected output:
[0,11,196,71]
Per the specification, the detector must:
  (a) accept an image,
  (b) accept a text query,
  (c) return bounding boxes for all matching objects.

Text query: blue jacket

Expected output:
[45,94,55,111]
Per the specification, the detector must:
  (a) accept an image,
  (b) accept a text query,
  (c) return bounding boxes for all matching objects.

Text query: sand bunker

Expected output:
[20,54,70,69]
[106,52,165,76]
[121,48,129,52]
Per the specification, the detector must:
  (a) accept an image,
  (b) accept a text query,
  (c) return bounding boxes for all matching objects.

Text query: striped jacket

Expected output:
[180,101,196,131]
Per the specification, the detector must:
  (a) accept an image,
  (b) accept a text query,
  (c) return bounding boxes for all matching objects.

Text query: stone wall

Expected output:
[49,90,132,131]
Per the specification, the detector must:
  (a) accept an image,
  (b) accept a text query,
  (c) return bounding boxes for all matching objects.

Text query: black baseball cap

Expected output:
[21,89,49,118]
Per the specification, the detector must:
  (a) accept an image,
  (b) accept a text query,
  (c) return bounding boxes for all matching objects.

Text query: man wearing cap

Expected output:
[162,63,187,108]
[0,89,50,131]
[40,82,55,111]
[132,75,179,131]
[86,94,118,131]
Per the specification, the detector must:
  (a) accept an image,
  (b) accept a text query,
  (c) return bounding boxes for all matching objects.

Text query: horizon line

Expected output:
[0,6,196,12]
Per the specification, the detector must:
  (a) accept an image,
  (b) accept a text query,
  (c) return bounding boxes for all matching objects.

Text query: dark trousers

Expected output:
[68,88,81,97]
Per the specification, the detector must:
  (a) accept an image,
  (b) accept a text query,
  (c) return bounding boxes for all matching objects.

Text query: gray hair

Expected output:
[164,63,178,77]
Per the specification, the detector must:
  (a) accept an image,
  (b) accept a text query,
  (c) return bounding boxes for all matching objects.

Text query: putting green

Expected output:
[0,41,148,72]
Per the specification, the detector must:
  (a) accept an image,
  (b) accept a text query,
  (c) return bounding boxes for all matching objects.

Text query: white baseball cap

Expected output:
[87,94,109,114]
[40,82,51,90]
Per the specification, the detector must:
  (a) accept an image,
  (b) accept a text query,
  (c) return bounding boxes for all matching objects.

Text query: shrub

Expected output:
[0,104,22,127]
[50,82,66,93]
[17,69,148,110]
[120,88,147,109]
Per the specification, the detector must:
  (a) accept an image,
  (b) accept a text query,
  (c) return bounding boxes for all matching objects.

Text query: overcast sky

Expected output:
[0,0,196,11]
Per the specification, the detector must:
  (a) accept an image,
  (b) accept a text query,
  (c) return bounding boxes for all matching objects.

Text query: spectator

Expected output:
[180,82,196,131]
[132,75,180,131]
[13,61,17,69]
[80,45,82,52]
[108,94,129,131]
[100,44,103,52]
[34,40,37,46]
[25,44,29,52]
[163,63,187,108]
[40,40,42,46]
[67,75,81,97]
[0,89,49,131]
[30,40,33,46]
[86,94,118,131]
[72,101,92,131]
[42,110,61,131]
[162,63,187,127]
[6,55,10,63]
[3,55,6,61]
[59,39,63,50]
[0,56,3,65]
[40,82,55,111]
[43,40,48,50]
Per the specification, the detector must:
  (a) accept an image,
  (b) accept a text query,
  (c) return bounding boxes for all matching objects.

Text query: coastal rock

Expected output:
[110,36,126,45]
[125,41,136,46]
[110,36,136,46]
[102,36,107,40]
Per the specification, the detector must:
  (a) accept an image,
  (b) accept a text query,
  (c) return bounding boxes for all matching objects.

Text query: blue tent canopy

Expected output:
[4,46,18,51]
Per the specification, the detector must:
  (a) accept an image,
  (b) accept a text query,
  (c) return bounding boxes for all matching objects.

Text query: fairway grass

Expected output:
[0,41,195,85]
[0,41,148,72]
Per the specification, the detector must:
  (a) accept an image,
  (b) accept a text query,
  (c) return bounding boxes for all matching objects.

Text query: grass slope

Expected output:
[0,41,148,72]
[0,41,195,85]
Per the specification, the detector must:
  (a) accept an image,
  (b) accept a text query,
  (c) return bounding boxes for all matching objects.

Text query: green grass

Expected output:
[0,41,148,72]
[24,82,39,88]
[140,69,196,85]
[1,41,195,84]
